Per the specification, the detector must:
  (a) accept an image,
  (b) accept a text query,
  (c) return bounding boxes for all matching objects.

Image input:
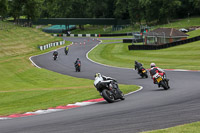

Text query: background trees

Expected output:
[0,0,199,25]
[0,0,8,20]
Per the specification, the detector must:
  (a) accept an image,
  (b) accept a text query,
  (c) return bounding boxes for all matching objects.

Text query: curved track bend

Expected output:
[0,37,200,133]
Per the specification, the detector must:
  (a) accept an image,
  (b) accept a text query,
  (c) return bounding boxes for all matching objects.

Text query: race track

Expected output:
[0,37,200,133]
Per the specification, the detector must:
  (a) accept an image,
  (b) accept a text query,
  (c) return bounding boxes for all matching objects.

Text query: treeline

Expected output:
[0,0,200,25]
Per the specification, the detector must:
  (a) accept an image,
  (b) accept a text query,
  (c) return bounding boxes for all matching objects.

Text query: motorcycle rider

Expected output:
[74,58,81,66]
[74,58,81,71]
[135,61,144,74]
[64,46,69,54]
[149,63,166,85]
[53,50,58,57]
[94,73,117,92]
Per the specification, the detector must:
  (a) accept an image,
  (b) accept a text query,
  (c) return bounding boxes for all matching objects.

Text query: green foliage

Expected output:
[0,0,8,20]
[23,0,44,21]
[1,0,199,26]
[7,0,43,22]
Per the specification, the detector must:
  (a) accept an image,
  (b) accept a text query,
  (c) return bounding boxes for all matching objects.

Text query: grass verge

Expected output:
[88,30,200,70]
[142,121,200,133]
[0,22,139,116]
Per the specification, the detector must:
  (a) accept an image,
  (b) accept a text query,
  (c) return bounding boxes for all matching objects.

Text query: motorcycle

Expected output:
[53,55,58,60]
[65,50,68,55]
[99,81,125,103]
[64,47,69,55]
[74,62,81,72]
[153,73,170,90]
[138,67,148,78]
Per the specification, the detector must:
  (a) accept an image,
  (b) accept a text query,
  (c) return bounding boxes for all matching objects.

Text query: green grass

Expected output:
[71,25,135,34]
[102,40,122,43]
[88,29,200,70]
[0,22,139,116]
[187,29,200,38]
[88,41,200,70]
[142,121,200,133]
[154,17,200,29]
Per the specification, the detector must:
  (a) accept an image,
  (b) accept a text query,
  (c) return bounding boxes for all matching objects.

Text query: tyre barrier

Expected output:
[123,38,144,43]
[53,32,133,37]
[128,36,200,50]
[38,40,65,50]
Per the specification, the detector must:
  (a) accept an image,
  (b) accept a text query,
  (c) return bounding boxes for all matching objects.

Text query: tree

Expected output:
[190,0,200,15]
[158,0,181,23]
[23,0,44,21]
[114,0,129,20]
[191,0,200,8]
[0,0,8,20]
[41,0,73,18]
[8,0,25,23]
[88,0,116,18]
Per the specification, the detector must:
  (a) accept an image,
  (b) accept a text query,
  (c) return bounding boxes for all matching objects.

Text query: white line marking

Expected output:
[68,102,99,106]
[29,42,73,69]
[0,117,10,120]
[29,56,41,69]
[26,109,63,115]
[86,40,200,72]
[86,40,132,70]
[125,86,143,96]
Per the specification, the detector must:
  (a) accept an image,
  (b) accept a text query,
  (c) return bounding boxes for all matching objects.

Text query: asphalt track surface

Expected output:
[1,37,200,133]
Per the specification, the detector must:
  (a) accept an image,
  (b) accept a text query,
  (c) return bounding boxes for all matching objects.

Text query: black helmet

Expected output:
[77,58,79,60]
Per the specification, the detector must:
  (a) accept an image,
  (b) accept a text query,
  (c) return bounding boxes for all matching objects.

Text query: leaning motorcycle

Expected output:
[153,73,170,90]
[100,81,125,103]
[74,62,81,72]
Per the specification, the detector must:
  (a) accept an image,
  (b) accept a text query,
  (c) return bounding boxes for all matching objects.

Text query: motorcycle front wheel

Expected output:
[54,57,57,60]
[120,92,125,100]
[102,89,115,103]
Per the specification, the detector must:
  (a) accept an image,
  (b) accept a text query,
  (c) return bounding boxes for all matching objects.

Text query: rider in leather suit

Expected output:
[135,61,144,74]
[149,63,165,84]
[94,73,116,92]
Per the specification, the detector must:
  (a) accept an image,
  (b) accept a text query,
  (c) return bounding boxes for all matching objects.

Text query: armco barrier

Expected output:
[38,40,65,50]
[128,36,200,50]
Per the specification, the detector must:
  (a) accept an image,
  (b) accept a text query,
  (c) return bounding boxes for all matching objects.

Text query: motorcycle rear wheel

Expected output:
[144,73,148,78]
[160,81,169,90]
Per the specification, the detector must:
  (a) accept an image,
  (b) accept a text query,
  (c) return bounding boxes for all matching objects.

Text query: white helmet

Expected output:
[150,63,156,68]
[94,73,101,78]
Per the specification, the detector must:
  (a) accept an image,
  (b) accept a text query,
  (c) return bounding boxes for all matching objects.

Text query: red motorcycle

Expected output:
[153,73,170,90]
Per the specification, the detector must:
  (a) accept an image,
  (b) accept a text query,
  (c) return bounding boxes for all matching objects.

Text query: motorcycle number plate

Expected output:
[156,77,162,83]
[142,70,146,73]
